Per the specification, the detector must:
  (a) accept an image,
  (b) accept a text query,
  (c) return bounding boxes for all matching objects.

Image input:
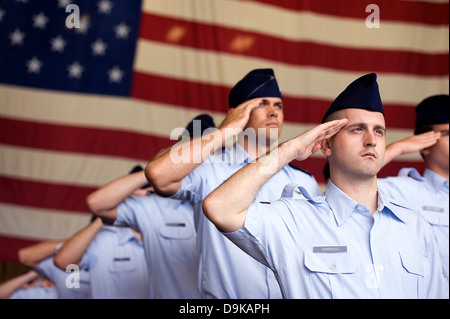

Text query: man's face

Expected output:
[326,108,386,180]
[244,97,284,140]
[424,123,449,173]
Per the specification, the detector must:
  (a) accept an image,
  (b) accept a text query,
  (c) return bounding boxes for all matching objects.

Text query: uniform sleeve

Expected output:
[115,196,144,231]
[224,199,300,272]
[34,257,56,280]
[420,215,449,298]
[170,166,205,204]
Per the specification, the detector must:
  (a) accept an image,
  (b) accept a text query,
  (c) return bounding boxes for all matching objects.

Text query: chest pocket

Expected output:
[107,256,143,297]
[108,257,136,273]
[159,223,194,240]
[419,210,449,227]
[399,251,426,299]
[305,251,359,274]
[159,223,195,267]
[399,251,425,277]
[304,251,361,298]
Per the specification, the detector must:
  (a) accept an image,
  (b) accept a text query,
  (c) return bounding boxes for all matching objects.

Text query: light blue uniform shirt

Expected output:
[115,195,200,299]
[172,142,321,299]
[9,282,59,299]
[35,256,90,299]
[225,182,448,299]
[378,168,449,281]
[80,226,150,299]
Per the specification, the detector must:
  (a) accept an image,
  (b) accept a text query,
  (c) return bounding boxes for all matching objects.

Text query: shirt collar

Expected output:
[101,225,140,246]
[398,167,424,181]
[324,182,360,226]
[424,168,449,193]
[324,181,408,226]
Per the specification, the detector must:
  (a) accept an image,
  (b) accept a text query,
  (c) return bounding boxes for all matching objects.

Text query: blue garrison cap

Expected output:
[415,94,449,128]
[228,68,283,108]
[183,113,216,138]
[322,73,384,123]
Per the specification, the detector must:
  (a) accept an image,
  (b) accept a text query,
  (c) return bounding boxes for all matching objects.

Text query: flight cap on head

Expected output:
[228,68,283,109]
[415,94,449,129]
[183,113,216,138]
[322,73,384,123]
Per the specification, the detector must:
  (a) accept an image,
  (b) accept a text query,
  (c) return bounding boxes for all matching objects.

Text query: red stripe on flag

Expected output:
[244,0,449,25]
[0,117,173,161]
[140,13,449,76]
[0,235,39,263]
[0,176,96,213]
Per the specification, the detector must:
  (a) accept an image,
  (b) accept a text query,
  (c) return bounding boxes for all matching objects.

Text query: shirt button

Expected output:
[378,265,384,271]
[330,264,336,270]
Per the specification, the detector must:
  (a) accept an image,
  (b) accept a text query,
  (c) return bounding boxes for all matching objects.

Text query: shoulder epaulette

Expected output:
[288,163,312,177]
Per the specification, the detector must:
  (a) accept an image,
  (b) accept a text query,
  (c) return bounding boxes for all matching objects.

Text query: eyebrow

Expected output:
[347,122,386,131]
[261,99,283,105]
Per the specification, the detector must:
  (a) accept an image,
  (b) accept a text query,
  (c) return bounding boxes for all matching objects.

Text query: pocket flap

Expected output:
[159,224,194,239]
[108,257,137,273]
[304,251,359,274]
[420,212,449,227]
[399,251,424,277]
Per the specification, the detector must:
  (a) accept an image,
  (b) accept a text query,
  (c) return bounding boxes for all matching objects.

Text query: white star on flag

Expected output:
[26,57,43,74]
[50,36,67,53]
[67,61,84,79]
[9,29,25,46]
[108,66,124,83]
[91,39,108,56]
[32,12,48,29]
[114,23,131,39]
[98,0,113,14]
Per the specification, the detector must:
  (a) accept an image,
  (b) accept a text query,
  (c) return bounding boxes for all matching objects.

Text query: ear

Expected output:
[320,138,332,157]
[420,148,431,157]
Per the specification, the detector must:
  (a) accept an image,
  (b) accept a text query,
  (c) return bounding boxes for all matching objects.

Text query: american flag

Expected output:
[0,0,448,262]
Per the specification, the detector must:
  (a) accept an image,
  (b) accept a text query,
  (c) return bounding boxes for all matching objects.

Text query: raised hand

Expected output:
[288,119,348,162]
[218,98,262,138]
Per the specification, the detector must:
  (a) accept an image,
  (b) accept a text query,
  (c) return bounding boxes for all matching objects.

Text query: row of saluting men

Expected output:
[1,70,448,299]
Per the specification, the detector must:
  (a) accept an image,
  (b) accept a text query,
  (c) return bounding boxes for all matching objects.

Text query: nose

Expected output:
[267,103,279,118]
[364,131,377,147]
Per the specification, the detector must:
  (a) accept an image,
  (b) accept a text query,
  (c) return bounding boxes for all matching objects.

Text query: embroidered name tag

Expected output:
[423,206,444,213]
[313,246,347,254]
[113,257,130,262]
[165,222,186,227]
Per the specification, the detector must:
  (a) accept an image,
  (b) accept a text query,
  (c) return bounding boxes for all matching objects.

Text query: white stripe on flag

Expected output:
[0,203,91,241]
[142,0,449,53]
